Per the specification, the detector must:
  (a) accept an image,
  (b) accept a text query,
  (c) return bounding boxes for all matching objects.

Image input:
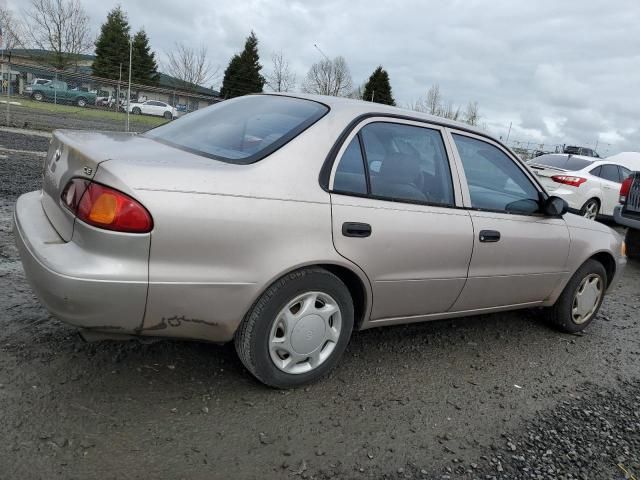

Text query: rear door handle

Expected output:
[342,222,372,238]
[479,230,501,243]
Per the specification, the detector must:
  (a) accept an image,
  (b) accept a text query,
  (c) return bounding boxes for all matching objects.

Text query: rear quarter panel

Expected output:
[109,110,374,342]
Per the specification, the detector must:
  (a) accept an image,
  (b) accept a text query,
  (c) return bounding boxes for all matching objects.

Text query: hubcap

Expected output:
[583,201,598,220]
[572,274,603,324]
[269,291,342,375]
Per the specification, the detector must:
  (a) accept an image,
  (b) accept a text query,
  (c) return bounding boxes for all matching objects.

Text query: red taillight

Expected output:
[61,179,153,233]
[551,175,587,187]
[620,177,633,204]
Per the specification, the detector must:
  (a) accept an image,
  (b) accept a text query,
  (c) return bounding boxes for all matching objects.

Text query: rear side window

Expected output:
[332,122,455,206]
[598,164,621,183]
[453,134,540,214]
[146,95,328,164]
[620,166,631,180]
[334,138,367,194]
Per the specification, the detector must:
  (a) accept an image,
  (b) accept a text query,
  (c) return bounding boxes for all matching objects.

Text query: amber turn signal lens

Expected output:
[88,193,118,224]
[62,179,153,233]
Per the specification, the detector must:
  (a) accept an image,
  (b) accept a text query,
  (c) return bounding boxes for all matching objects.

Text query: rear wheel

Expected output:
[580,198,600,220]
[235,267,354,388]
[32,92,44,102]
[76,97,87,108]
[626,228,640,260]
[543,259,606,333]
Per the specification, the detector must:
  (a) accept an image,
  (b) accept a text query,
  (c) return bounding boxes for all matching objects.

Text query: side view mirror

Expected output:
[543,196,569,217]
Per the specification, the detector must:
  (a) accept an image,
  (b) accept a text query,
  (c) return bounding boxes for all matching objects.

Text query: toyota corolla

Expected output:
[14,94,626,388]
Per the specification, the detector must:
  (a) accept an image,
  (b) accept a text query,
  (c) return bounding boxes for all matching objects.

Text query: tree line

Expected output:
[0,0,481,124]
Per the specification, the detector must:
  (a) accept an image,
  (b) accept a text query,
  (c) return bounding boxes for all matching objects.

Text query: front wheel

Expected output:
[32,92,44,102]
[76,97,87,108]
[235,268,354,388]
[543,259,607,333]
[163,111,172,120]
[132,107,141,115]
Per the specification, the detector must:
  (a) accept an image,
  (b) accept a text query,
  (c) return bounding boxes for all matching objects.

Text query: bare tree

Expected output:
[265,51,296,92]
[165,42,218,90]
[425,83,442,115]
[441,100,461,121]
[302,56,352,97]
[0,6,25,49]
[464,101,480,126]
[23,0,92,69]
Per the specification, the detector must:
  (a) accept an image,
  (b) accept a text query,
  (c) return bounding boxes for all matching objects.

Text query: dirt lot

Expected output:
[1,127,639,480]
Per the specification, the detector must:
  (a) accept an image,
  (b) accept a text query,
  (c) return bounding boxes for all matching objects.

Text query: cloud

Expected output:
[9,0,640,155]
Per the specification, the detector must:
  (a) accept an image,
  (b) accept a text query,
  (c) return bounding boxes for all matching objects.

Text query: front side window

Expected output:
[453,134,540,214]
[146,95,328,164]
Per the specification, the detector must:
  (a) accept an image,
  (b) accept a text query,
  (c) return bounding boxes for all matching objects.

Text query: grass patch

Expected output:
[13,97,168,127]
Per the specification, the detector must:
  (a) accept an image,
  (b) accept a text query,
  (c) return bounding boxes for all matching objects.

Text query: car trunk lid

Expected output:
[41,130,137,241]
[528,164,567,192]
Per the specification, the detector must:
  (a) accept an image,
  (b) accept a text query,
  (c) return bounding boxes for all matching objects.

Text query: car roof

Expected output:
[265,92,487,136]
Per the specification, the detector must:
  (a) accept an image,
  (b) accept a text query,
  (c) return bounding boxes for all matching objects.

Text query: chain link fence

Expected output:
[0,58,219,134]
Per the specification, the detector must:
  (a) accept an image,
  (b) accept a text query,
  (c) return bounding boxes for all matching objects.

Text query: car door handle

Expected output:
[342,222,372,238]
[479,230,501,243]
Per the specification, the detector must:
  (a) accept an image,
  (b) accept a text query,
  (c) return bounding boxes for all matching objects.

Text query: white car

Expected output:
[24,78,51,94]
[128,100,177,119]
[528,154,632,219]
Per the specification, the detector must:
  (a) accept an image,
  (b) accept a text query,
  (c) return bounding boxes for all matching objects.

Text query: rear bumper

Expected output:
[614,205,640,229]
[13,191,148,332]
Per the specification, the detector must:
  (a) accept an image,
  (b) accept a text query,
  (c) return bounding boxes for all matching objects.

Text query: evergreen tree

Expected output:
[362,66,395,106]
[131,29,159,85]
[220,31,265,98]
[92,6,131,80]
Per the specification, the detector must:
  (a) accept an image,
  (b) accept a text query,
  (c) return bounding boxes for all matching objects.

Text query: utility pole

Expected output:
[5,52,10,127]
[117,63,122,113]
[506,121,512,143]
[126,38,132,132]
[313,43,330,61]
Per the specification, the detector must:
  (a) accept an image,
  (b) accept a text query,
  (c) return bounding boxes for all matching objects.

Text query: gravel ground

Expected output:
[1,127,639,480]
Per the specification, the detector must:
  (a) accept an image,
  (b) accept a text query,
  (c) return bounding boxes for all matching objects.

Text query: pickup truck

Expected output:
[30,80,97,108]
[614,171,640,259]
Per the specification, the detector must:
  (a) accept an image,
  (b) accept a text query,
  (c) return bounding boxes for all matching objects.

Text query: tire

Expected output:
[626,228,640,260]
[163,111,172,120]
[32,92,44,102]
[543,259,607,333]
[235,267,354,388]
[580,198,600,220]
[132,107,141,115]
[76,97,87,108]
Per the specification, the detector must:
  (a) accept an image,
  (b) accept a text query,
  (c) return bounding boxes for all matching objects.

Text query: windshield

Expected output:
[529,154,593,171]
[145,95,329,164]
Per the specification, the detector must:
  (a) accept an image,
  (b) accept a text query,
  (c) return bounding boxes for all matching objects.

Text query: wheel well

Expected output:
[584,197,600,207]
[318,264,367,330]
[589,252,616,287]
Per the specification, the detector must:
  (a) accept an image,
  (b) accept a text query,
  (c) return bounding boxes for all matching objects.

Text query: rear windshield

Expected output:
[531,154,593,171]
[145,95,329,164]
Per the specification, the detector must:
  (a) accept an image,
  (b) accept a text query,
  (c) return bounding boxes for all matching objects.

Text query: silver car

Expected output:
[14,94,626,388]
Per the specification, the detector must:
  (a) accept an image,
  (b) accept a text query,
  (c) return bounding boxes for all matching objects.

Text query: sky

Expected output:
[7,0,640,155]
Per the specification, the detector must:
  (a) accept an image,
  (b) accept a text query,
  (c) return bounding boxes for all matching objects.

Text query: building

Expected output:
[4,49,220,110]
